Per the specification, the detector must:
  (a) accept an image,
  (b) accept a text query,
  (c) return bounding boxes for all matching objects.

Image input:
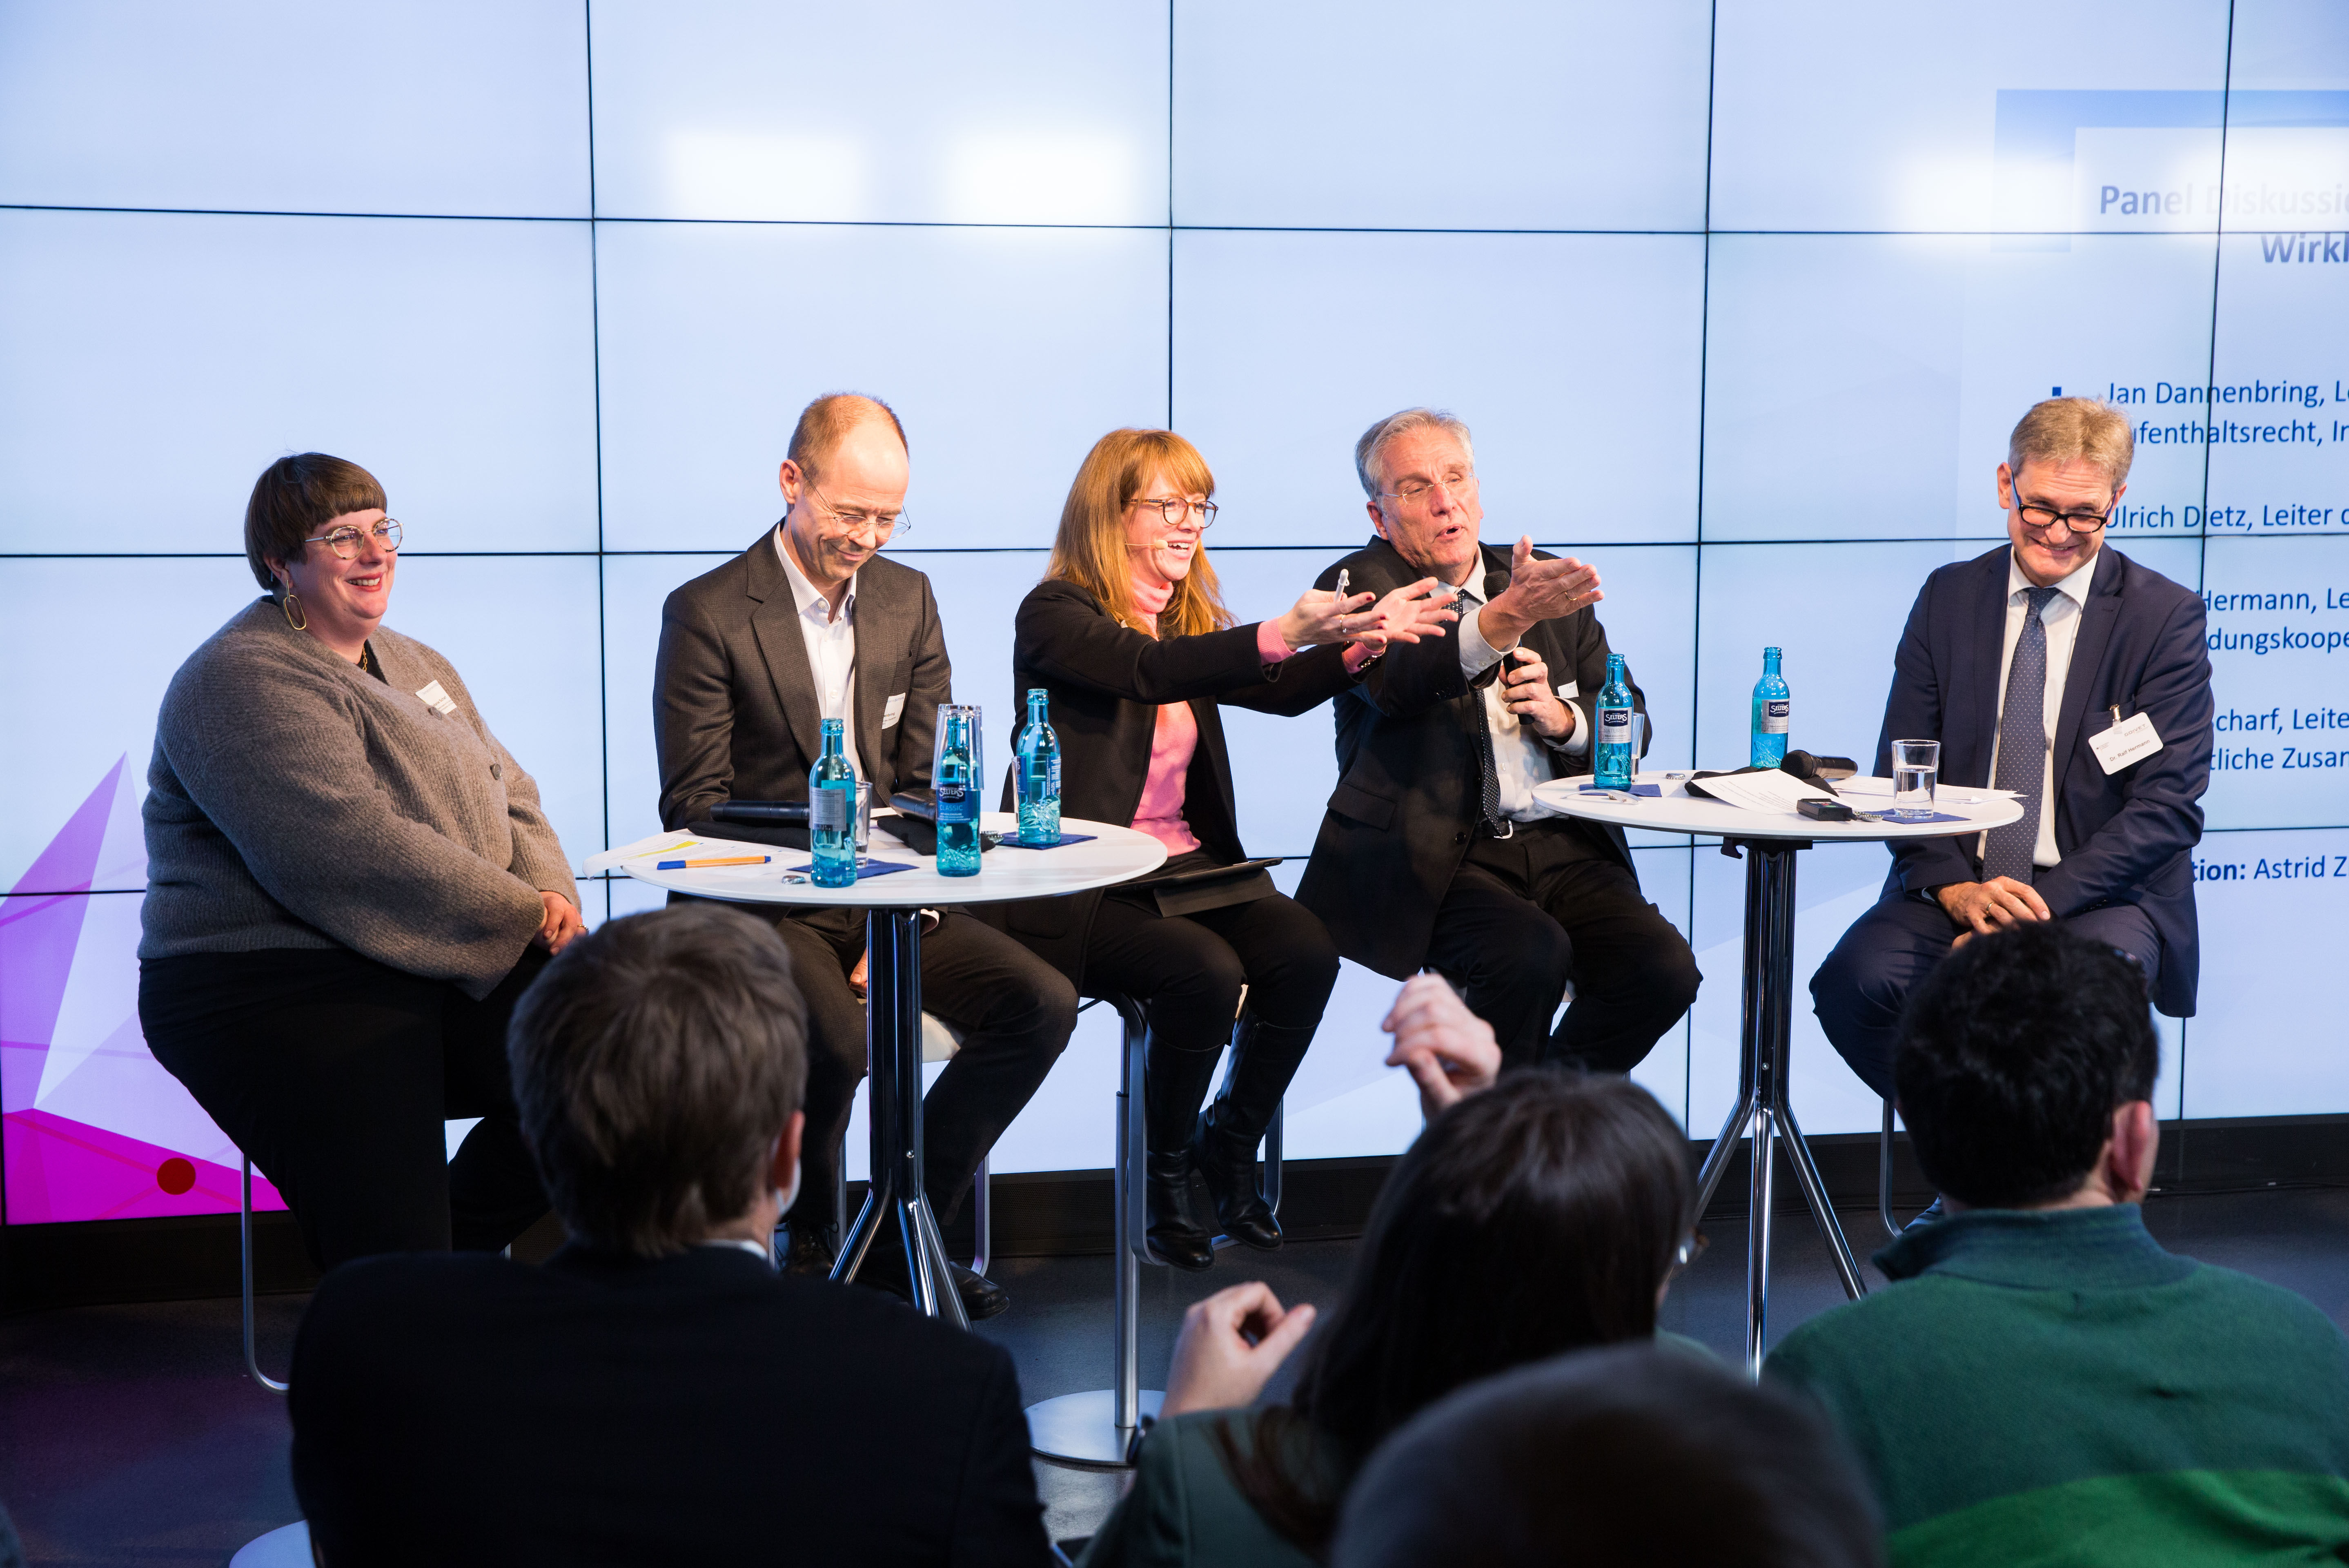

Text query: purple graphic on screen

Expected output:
[1,760,285,1224]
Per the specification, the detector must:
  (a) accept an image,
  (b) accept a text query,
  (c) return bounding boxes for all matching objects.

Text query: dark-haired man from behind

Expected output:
[1768,923,2349,1567]
[290,904,1051,1567]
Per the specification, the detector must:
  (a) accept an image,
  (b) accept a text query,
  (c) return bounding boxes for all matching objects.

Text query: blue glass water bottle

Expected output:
[1014,688,1062,846]
[933,703,982,877]
[1750,646,1790,767]
[1594,653,1635,789]
[809,717,859,889]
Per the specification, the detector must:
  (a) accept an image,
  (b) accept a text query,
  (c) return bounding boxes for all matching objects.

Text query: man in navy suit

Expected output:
[290,904,1052,1566]
[1812,398,2212,1104]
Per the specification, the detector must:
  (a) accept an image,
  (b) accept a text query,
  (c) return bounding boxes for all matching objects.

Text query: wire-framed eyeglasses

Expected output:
[1131,495,1218,529]
[805,479,910,539]
[1381,472,1478,508]
[301,519,403,558]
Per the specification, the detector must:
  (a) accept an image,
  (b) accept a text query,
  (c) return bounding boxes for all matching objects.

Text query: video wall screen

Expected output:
[3,0,2345,1221]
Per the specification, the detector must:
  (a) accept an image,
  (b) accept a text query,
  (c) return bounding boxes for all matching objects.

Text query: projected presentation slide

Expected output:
[4,0,2348,1221]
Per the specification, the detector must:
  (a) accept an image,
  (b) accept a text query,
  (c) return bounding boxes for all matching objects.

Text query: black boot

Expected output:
[1144,1036,1223,1272]
[1195,1014,1316,1251]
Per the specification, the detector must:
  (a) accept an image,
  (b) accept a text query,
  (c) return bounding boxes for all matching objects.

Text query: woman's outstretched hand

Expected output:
[1272,578,1458,650]
[1352,577,1460,652]
[1160,1281,1320,1417]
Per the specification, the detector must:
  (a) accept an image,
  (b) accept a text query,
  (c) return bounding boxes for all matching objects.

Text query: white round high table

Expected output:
[1527,771,2023,1374]
[617,813,1166,1327]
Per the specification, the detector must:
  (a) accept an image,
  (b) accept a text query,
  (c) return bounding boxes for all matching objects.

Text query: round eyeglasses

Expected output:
[1131,496,1217,528]
[301,519,402,558]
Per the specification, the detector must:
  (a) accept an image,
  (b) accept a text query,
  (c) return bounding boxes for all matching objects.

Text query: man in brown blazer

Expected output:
[653,393,1076,1319]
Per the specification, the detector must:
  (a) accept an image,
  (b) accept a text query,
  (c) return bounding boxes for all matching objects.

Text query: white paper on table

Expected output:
[1692,769,1839,814]
[581,830,702,875]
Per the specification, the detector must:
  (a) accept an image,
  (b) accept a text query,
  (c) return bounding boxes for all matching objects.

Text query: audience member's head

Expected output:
[507,904,808,1257]
[1330,1343,1883,1568]
[1895,921,2159,1211]
[1223,1068,1694,1550]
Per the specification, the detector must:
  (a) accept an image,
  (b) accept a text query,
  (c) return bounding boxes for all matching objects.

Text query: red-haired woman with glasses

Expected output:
[992,429,1454,1268]
[138,453,582,1270]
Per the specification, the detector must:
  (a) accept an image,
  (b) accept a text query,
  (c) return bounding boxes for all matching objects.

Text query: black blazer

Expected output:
[654,528,953,831]
[1296,537,1647,980]
[989,579,1357,991]
[290,1243,1051,1567]
[1873,543,2211,1017]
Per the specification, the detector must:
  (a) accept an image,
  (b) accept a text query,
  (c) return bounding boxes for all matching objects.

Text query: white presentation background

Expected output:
[4,1,2348,1221]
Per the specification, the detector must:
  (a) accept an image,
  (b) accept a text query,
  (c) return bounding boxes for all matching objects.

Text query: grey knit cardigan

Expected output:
[140,597,579,1000]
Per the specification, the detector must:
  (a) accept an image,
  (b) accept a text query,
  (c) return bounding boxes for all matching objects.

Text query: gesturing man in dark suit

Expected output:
[1812,397,2213,1106]
[654,392,1076,1318]
[1297,408,1700,1071]
[291,904,1053,1567]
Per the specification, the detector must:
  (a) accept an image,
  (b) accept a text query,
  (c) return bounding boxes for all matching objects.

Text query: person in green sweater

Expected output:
[1769,922,2349,1566]
[1078,974,1702,1568]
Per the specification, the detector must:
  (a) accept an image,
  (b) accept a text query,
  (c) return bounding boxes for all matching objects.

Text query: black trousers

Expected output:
[730,903,1079,1232]
[1812,891,2162,1099]
[1082,884,1342,1051]
[1422,820,1701,1071]
[139,946,552,1271]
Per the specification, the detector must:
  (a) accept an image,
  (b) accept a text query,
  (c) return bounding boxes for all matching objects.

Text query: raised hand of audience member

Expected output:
[1383,973,1502,1118]
[1161,1281,1319,1418]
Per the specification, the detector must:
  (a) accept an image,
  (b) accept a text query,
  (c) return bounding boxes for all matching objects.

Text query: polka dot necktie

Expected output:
[1982,586,2062,884]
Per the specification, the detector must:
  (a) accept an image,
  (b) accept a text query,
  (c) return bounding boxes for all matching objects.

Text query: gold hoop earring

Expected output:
[282,590,307,631]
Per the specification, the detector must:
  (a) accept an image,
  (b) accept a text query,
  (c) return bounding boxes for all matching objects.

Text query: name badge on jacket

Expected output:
[882,692,907,728]
[414,679,457,717]
[2090,711,2161,774]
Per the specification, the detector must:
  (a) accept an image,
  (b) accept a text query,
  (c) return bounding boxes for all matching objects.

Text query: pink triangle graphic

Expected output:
[0,759,123,1115]
[4,1107,284,1224]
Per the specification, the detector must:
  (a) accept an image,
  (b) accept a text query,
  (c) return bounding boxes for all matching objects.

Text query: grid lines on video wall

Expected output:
[2,0,2347,1218]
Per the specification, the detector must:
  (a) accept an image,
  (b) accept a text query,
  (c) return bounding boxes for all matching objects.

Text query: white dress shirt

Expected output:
[775,528,864,781]
[1456,583,1591,823]
[1984,548,2100,869]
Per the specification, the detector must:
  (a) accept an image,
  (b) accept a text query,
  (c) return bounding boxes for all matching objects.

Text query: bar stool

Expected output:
[240,1154,289,1393]
[1022,995,1283,1467]
[1879,1096,1918,1237]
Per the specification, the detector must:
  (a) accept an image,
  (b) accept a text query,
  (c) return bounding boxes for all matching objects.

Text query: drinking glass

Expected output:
[1891,739,1941,820]
[852,780,873,858]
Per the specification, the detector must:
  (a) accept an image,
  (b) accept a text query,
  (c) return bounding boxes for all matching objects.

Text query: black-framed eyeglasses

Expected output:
[1131,495,1218,529]
[1381,472,1478,508]
[804,479,910,539]
[301,519,402,558]
[2014,494,2113,537]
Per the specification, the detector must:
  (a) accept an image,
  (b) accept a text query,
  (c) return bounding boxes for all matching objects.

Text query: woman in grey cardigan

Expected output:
[139,453,584,1269]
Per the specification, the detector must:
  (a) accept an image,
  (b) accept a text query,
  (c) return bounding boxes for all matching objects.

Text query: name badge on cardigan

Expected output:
[414,679,457,717]
[2090,711,2161,774]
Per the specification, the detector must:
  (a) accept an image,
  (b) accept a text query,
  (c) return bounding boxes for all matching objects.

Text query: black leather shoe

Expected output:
[1901,1196,1947,1234]
[1194,1120,1281,1250]
[1145,1152,1216,1272]
[851,1243,1011,1321]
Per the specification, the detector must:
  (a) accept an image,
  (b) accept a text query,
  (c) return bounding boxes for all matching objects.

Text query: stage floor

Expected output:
[7,1187,2348,1564]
